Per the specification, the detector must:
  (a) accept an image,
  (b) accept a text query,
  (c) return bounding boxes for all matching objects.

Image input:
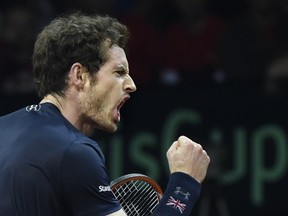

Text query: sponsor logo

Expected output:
[174,187,190,200]
[99,185,111,192]
[26,104,41,112]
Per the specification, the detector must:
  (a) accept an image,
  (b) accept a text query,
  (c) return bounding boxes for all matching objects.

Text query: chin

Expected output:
[108,125,118,133]
[98,123,118,133]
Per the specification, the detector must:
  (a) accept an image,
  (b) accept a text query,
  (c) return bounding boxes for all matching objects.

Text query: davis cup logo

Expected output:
[26,104,41,112]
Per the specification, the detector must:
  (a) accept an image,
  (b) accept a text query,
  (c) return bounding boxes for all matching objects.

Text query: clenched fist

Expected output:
[166,135,210,183]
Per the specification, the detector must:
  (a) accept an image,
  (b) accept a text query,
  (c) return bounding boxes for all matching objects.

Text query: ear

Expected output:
[69,63,89,90]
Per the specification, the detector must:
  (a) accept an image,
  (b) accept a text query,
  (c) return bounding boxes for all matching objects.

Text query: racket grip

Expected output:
[152,172,201,216]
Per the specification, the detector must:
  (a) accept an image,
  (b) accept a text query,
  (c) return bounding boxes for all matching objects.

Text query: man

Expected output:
[0,12,210,215]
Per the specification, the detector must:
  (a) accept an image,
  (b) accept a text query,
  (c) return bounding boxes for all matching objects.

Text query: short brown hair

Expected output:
[32,11,129,98]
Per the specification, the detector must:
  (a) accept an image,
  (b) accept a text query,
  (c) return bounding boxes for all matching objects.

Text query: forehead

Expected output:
[105,45,128,69]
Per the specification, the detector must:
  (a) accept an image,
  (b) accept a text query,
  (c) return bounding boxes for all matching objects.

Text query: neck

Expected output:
[40,94,93,135]
[40,94,78,128]
[40,94,62,109]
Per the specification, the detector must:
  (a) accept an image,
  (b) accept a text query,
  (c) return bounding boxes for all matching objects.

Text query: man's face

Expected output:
[80,45,136,133]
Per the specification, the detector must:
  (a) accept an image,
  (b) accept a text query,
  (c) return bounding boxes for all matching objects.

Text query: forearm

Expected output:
[152,172,201,216]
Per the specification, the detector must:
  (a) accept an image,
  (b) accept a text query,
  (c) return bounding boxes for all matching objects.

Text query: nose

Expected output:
[124,75,137,93]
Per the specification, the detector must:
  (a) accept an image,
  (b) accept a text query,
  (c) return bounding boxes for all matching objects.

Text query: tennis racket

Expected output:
[110,173,163,216]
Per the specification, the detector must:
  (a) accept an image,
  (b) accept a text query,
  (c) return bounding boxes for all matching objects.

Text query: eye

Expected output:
[115,70,126,77]
[115,71,122,77]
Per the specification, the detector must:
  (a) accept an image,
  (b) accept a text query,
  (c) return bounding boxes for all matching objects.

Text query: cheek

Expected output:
[89,88,110,114]
[81,88,100,115]
[83,82,117,119]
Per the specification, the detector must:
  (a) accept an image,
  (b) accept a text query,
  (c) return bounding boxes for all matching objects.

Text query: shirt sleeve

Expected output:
[60,142,122,216]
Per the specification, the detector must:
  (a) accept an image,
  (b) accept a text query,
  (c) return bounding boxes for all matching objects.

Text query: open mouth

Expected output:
[114,95,130,123]
[117,96,130,111]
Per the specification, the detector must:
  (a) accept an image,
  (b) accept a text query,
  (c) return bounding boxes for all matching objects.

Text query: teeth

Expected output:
[120,100,124,108]
[118,100,124,110]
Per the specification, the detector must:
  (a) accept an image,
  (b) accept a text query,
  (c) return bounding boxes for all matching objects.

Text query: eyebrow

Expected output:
[115,64,129,73]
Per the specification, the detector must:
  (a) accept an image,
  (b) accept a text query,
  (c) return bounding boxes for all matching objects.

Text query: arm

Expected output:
[107,136,210,216]
[152,135,210,215]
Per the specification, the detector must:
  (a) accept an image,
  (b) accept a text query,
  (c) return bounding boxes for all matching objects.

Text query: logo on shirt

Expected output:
[26,104,41,112]
[99,185,111,192]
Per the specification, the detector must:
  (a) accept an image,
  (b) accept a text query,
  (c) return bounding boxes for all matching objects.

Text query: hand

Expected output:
[166,135,210,183]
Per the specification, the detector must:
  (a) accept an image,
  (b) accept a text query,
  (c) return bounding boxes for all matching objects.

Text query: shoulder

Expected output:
[63,138,104,164]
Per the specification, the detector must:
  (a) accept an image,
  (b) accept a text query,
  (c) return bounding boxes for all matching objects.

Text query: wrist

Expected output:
[153,172,201,215]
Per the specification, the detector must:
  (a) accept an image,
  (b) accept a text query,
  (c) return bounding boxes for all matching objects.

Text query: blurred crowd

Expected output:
[1,0,288,95]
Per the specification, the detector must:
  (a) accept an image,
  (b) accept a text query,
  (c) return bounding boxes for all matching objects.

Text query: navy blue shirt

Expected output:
[0,103,121,216]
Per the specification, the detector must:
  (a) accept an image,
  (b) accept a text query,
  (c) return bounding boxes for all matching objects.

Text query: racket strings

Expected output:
[112,179,160,215]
